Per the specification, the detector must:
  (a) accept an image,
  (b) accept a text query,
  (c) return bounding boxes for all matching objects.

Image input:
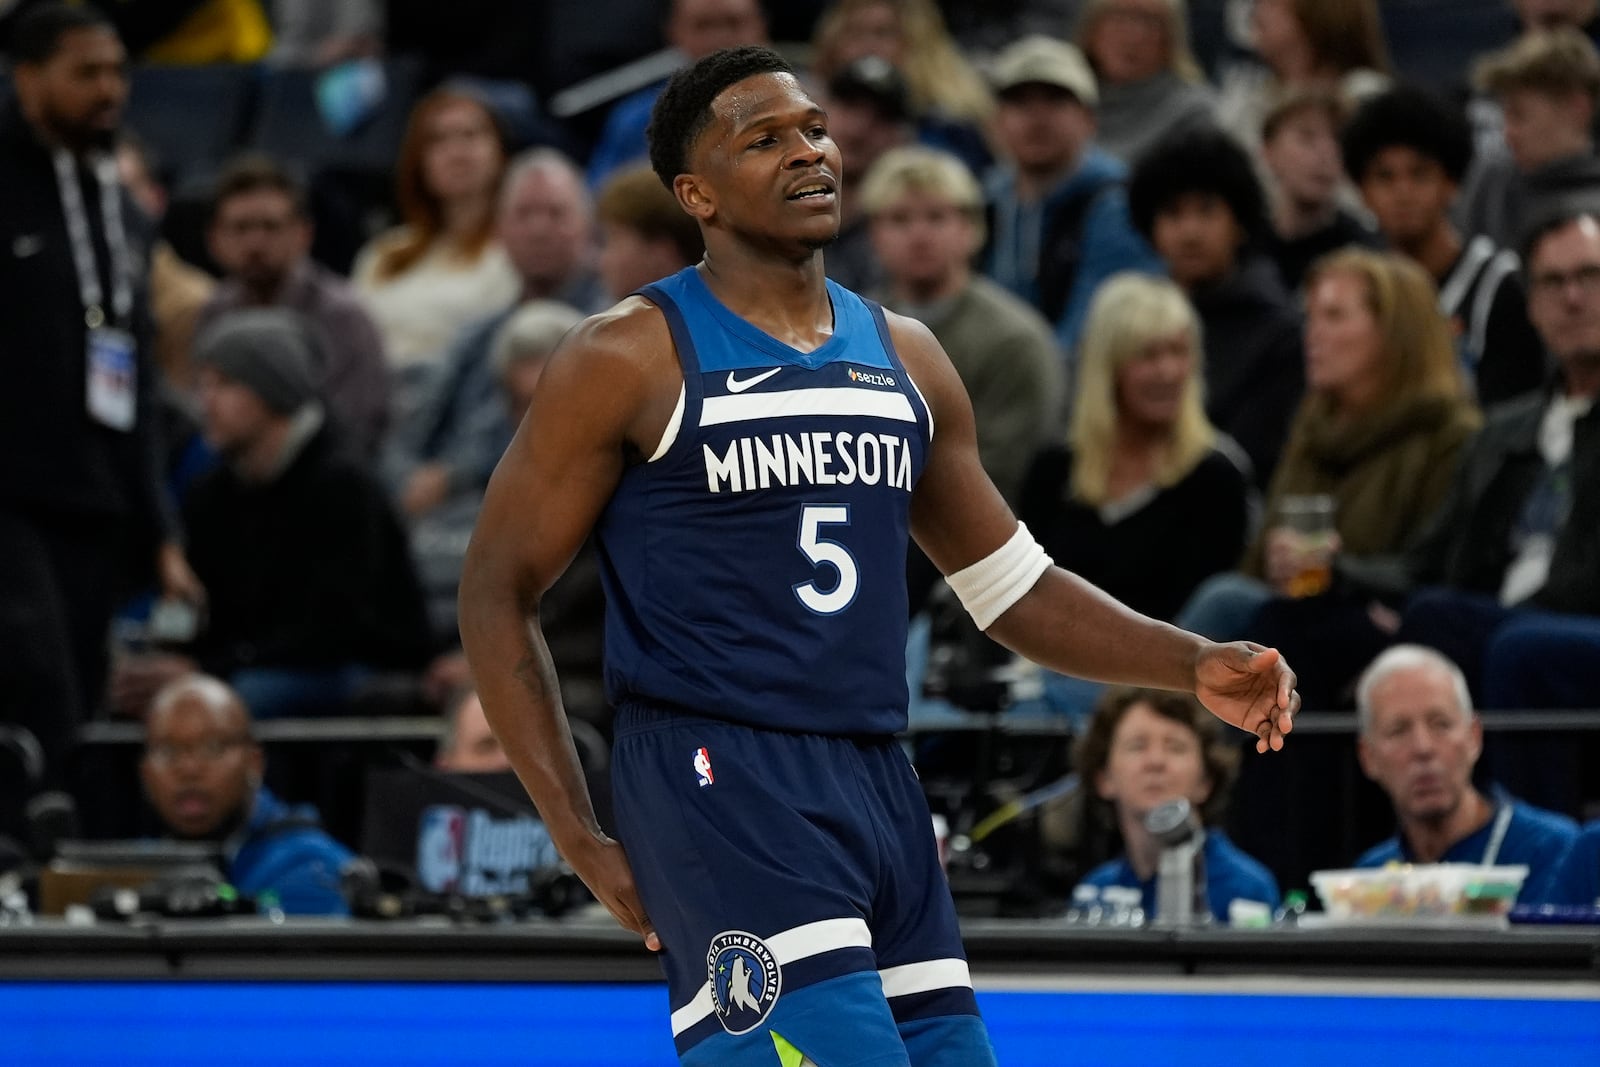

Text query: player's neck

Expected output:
[698,249,835,353]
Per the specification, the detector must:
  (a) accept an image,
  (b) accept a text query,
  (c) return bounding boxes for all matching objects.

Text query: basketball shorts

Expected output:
[611,700,998,1067]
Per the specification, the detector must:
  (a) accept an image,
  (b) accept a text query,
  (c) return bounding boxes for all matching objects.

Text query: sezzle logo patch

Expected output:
[847,366,896,387]
[707,930,782,1034]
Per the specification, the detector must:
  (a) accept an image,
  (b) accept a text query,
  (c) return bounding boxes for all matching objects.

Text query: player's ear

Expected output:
[675,174,715,222]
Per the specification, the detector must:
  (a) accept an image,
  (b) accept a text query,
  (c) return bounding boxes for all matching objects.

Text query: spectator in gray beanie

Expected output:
[191,308,320,416]
[113,309,434,720]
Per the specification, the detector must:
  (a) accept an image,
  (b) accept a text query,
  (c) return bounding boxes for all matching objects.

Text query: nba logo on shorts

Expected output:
[416,805,466,892]
[693,746,714,787]
[707,930,781,1034]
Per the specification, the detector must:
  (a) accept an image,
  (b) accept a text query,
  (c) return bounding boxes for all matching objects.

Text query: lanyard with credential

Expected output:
[51,148,132,330]
[1481,801,1513,868]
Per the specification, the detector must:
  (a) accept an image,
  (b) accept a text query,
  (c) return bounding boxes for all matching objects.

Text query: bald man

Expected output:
[141,675,354,915]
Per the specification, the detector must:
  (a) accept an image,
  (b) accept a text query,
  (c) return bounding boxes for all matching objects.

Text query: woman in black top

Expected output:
[1020,272,1252,623]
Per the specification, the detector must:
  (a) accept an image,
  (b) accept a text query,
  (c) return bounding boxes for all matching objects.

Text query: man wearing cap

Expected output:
[112,310,433,719]
[982,34,1163,353]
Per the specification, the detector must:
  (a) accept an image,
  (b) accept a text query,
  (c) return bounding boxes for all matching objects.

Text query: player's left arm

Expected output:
[893,313,1296,752]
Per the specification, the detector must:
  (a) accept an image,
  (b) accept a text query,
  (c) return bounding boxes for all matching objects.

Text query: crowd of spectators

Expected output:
[2,0,1599,915]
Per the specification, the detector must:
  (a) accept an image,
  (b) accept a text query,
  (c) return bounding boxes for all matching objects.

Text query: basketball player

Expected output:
[459,46,1298,1067]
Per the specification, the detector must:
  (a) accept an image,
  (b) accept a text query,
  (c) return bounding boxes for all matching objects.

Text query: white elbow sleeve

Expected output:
[944,523,1052,631]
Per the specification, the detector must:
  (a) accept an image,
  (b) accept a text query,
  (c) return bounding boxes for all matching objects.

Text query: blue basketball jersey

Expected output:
[595,267,933,736]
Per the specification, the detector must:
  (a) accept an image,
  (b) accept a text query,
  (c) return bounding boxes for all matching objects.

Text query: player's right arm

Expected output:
[457,299,677,950]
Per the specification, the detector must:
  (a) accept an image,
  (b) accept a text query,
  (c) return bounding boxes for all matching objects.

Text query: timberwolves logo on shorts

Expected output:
[706,930,781,1034]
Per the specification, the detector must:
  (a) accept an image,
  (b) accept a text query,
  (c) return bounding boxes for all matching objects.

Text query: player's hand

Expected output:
[567,833,660,952]
[1193,641,1298,753]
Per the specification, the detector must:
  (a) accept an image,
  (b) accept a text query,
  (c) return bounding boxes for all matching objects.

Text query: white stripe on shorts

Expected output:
[669,916,873,1037]
[877,958,972,999]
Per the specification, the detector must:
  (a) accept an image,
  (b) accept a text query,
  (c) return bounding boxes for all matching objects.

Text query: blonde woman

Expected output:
[1019,272,1250,624]
[1178,248,1481,707]
[1076,0,1216,165]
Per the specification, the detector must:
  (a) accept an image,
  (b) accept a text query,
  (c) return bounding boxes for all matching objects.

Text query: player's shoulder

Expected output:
[550,296,677,383]
[877,305,968,424]
[566,295,671,356]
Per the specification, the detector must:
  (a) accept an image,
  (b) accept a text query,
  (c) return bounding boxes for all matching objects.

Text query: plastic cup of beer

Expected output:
[1277,494,1336,598]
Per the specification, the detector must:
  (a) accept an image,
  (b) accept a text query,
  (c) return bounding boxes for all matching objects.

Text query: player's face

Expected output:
[1358,146,1456,247]
[1096,702,1212,823]
[690,73,843,252]
[1115,330,1195,430]
[1358,666,1480,826]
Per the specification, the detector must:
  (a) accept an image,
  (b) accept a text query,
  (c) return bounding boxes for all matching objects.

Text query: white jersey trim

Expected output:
[648,383,687,462]
[700,387,918,428]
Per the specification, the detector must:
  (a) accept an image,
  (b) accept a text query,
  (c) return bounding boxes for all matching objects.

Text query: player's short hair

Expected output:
[646,45,797,189]
[1341,85,1474,185]
[1074,687,1239,827]
[1475,27,1600,104]
[1127,126,1268,247]
[10,2,115,65]
[596,164,705,265]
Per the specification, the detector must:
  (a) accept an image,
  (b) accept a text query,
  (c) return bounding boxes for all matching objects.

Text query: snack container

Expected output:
[1310,864,1530,922]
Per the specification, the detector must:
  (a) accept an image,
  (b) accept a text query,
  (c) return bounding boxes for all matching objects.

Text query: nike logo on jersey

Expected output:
[726,367,782,393]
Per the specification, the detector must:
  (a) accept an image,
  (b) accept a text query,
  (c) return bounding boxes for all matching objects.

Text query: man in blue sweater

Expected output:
[141,674,353,915]
[1353,645,1577,903]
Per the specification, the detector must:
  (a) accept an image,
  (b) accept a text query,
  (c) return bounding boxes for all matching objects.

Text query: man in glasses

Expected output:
[141,674,354,915]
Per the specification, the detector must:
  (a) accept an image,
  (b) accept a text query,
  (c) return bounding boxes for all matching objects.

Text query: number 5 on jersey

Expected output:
[794,504,858,615]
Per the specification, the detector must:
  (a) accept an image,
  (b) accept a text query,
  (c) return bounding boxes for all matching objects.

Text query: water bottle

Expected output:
[1274,889,1309,927]
[1101,885,1145,928]
[1147,798,1208,927]
[1066,884,1103,926]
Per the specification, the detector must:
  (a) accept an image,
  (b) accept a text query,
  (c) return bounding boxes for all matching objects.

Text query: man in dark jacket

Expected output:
[0,5,201,799]
[115,309,433,718]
